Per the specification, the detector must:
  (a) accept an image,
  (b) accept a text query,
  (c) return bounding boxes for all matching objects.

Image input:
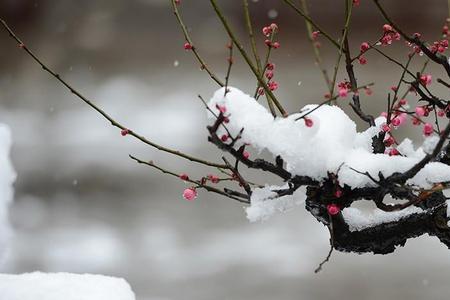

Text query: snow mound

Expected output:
[0,272,136,300]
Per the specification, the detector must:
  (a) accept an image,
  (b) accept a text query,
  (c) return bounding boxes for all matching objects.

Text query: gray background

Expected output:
[0,0,449,299]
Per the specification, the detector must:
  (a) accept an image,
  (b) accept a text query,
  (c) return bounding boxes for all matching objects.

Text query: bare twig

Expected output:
[282,0,341,50]
[242,0,262,73]
[299,0,332,93]
[129,155,250,203]
[315,215,334,273]
[171,0,224,86]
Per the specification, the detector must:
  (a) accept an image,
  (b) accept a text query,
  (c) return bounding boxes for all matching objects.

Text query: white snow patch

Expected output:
[342,206,424,232]
[246,185,306,222]
[422,134,440,154]
[0,272,135,300]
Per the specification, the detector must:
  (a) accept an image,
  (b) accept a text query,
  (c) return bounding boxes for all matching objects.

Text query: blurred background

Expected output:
[0,0,450,299]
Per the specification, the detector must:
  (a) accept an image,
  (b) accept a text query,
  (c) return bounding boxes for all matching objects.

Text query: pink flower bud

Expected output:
[423,123,434,136]
[304,118,314,127]
[399,99,407,106]
[384,135,395,147]
[312,31,320,40]
[179,173,189,181]
[262,26,271,36]
[358,56,367,65]
[327,204,340,215]
[265,70,274,80]
[420,74,432,86]
[338,87,348,98]
[221,134,229,142]
[360,42,370,52]
[182,188,197,201]
[121,129,130,136]
[183,42,192,50]
[268,81,279,91]
[391,117,401,127]
[243,151,250,159]
[383,24,393,32]
[382,123,391,132]
[415,106,426,117]
[207,174,219,184]
[388,148,400,156]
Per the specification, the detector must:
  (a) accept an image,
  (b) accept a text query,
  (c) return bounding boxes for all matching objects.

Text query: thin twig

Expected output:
[224,40,234,94]
[299,0,332,93]
[171,0,224,86]
[129,155,250,203]
[242,0,262,73]
[314,215,334,273]
[282,0,341,50]
[329,0,353,100]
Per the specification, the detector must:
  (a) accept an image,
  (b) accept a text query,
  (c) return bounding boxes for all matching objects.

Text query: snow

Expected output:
[208,87,450,189]
[0,124,15,262]
[246,185,306,222]
[0,272,136,300]
[208,87,450,221]
[342,206,424,232]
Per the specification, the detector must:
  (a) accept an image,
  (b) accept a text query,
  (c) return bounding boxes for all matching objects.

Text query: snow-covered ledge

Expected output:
[0,272,136,300]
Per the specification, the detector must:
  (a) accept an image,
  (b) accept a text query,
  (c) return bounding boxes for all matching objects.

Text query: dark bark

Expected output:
[305,187,450,254]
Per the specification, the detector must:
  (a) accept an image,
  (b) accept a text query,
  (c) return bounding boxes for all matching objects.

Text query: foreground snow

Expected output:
[0,272,136,300]
[208,87,450,223]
